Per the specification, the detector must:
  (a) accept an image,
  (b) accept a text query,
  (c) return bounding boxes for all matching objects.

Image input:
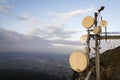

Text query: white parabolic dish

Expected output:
[82,16,94,29]
[80,34,88,43]
[93,26,102,35]
[100,20,108,27]
[69,50,88,72]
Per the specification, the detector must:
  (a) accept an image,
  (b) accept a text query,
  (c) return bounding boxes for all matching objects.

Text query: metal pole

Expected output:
[95,36,100,80]
[87,29,91,57]
[94,12,100,80]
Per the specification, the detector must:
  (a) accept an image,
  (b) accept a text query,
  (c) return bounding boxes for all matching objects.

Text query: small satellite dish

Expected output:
[80,34,88,43]
[100,20,108,27]
[93,26,102,35]
[69,50,88,72]
[82,16,94,29]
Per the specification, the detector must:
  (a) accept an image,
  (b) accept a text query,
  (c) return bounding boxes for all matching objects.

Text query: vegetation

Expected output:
[80,46,120,80]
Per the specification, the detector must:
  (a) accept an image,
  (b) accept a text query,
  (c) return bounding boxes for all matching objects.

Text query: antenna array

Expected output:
[69,6,120,80]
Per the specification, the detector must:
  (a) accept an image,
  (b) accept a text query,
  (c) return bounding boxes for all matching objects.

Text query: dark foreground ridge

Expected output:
[81,46,120,80]
[0,69,61,80]
[99,46,120,80]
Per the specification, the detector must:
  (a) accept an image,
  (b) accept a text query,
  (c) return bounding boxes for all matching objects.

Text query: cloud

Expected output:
[0,28,52,52]
[0,0,13,15]
[0,4,13,15]
[0,28,82,54]
[26,23,78,40]
[48,7,94,19]
[19,12,29,20]
[0,0,8,3]
[52,39,82,45]
[18,12,40,25]
[1,28,119,54]
[51,39,85,53]
[28,18,39,25]
[53,43,72,47]
[100,0,105,1]
[42,24,78,40]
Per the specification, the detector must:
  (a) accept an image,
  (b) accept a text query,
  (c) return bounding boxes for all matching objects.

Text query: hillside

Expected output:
[81,46,120,80]
[99,46,120,80]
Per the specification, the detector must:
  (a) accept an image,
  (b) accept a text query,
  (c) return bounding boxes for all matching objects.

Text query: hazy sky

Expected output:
[0,0,120,53]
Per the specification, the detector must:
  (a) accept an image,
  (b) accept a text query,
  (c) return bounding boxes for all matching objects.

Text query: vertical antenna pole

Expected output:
[87,29,90,57]
[94,12,100,80]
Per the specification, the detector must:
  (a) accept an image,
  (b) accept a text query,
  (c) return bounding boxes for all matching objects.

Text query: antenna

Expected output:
[80,34,88,43]
[69,50,88,72]
[82,16,94,29]
[98,6,105,13]
[100,20,108,27]
[93,26,102,35]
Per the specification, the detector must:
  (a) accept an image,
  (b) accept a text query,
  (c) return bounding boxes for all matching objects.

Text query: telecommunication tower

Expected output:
[69,6,120,80]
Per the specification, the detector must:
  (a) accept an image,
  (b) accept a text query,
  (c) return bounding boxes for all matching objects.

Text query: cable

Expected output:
[97,13,101,25]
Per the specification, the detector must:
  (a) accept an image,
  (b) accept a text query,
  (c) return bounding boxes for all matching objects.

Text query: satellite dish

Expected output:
[69,50,88,72]
[100,20,108,27]
[93,26,102,35]
[82,16,94,29]
[80,34,88,43]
